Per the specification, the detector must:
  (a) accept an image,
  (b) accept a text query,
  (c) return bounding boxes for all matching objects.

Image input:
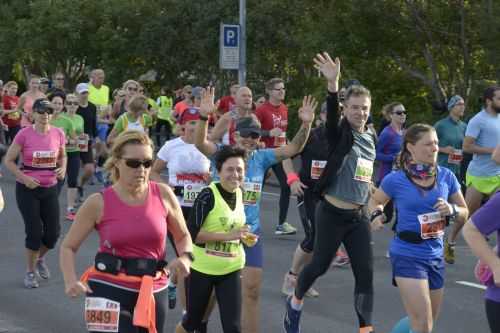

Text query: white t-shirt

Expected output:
[157,137,211,206]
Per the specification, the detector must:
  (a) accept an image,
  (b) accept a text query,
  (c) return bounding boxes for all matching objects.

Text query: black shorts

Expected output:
[80,141,94,165]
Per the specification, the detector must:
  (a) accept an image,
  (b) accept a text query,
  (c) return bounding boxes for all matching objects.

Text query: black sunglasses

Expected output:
[240,131,260,139]
[66,102,79,106]
[34,108,54,115]
[123,158,153,169]
[393,111,407,115]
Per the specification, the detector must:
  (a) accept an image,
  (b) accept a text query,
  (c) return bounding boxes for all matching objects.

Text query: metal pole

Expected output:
[238,0,246,86]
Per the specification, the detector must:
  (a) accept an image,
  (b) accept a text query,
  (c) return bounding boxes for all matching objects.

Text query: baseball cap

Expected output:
[75,83,89,94]
[192,86,203,99]
[179,107,201,124]
[236,116,261,136]
[33,98,53,111]
[40,77,49,84]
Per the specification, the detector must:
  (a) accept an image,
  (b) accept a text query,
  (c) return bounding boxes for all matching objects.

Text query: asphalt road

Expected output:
[0,171,491,333]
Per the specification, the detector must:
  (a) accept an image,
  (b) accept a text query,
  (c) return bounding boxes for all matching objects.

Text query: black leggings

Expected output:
[16,183,60,251]
[297,187,318,253]
[87,280,167,333]
[263,162,290,225]
[295,199,374,328]
[486,299,500,332]
[183,269,241,333]
[66,151,81,188]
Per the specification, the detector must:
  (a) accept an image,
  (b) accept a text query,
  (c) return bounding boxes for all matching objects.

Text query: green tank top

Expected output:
[192,182,246,275]
[157,96,174,122]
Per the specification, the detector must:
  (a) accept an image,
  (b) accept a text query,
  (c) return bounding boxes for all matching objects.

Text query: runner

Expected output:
[59,130,193,333]
[217,83,240,115]
[369,123,468,333]
[39,77,49,95]
[107,94,153,144]
[46,72,67,98]
[155,86,175,147]
[463,187,500,333]
[281,103,329,299]
[433,95,467,264]
[112,80,140,120]
[196,87,315,333]
[63,94,85,220]
[255,78,295,235]
[16,75,46,128]
[75,83,97,202]
[1,81,21,144]
[4,98,66,288]
[176,146,256,333]
[283,53,376,333]
[174,85,193,119]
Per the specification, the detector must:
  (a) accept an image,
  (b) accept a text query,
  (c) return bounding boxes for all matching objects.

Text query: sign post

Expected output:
[219,24,240,70]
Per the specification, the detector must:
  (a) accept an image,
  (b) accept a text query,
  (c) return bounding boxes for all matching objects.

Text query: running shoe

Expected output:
[283,296,301,333]
[95,169,105,184]
[444,240,455,264]
[281,272,297,296]
[24,272,39,288]
[168,284,177,309]
[275,222,297,235]
[331,250,350,267]
[304,287,319,298]
[36,258,50,279]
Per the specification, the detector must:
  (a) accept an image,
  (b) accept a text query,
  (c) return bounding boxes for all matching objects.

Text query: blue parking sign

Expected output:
[224,26,239,47]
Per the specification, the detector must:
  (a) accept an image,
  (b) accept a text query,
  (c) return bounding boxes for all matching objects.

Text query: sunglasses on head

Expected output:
[123,158,153,169]
[393,110,407,115]
[239,131,260,139]
[34,108,54,115]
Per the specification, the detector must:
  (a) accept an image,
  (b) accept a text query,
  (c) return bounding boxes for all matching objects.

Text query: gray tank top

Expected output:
[326,129,376,205]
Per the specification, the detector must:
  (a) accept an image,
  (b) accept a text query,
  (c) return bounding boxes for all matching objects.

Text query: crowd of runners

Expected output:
[0,51,500,333]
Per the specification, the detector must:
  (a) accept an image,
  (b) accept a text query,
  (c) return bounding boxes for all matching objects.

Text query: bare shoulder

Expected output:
[80,192,104,223]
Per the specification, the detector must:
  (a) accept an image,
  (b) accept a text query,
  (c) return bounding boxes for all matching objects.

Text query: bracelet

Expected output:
[286,173,300,186]
[370,209,384,223]
[451,204,458,218]
[199,115,209,121]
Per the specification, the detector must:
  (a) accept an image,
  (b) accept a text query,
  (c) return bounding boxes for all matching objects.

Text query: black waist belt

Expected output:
[173,186,184,197]
[22,164,57,171]
[397,231,425,244]
[94,252,168,277]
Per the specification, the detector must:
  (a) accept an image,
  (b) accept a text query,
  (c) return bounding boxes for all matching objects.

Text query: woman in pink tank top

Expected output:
[60,131,193,333]
[17,75,46,127]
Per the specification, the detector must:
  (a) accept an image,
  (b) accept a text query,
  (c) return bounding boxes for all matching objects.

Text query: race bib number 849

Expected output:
[85,297,120,332]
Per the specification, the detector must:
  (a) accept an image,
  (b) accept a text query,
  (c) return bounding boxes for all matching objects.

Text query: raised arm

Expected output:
[313,52,341,143]
[209,112,231,142]
[274,95,316,161]
[195,87,218,157]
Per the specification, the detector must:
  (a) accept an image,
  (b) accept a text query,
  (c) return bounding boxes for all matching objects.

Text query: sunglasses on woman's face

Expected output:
[34,108,54,115]
[122,158,153,169]
[393,110,407,116]
[240,131,260,139]
[66,102,79,106]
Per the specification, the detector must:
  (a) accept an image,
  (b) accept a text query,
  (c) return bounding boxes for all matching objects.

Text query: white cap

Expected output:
[75,83,89,94]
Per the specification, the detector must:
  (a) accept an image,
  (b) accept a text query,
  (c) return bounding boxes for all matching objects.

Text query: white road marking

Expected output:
[456,281,487,290]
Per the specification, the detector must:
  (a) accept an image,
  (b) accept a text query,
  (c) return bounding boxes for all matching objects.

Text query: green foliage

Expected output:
[1,0,499,135]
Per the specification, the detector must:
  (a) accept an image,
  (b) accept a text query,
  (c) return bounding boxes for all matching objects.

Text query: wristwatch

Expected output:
[181,251,195,262]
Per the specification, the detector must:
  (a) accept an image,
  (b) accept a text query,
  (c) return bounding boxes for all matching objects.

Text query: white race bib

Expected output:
[274,133,287,147]
[310,160,327,180]
[183,183,206,205]
[85,297,120,332]
[417,211,446,239]
[448,149,463,165]
[353,157,373,183]
[242,182,262,206]
[32,150,57,168]
[78,133,89,152]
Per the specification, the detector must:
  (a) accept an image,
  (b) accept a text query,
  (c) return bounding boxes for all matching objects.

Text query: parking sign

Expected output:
[220,24,240,70]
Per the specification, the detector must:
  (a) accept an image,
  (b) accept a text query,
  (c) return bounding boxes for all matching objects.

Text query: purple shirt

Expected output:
[471,191,500,302]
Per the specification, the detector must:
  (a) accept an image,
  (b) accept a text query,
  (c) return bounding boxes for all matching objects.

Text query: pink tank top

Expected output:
[90,182,169,291]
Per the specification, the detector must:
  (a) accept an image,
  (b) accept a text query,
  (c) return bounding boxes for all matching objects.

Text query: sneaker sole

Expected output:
[275,231,297,235]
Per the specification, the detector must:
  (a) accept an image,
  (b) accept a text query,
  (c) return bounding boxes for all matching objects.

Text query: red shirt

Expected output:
[174,100,189,119]
[2,95,21,127]
[218,96,235,114]
[255,101,288,148]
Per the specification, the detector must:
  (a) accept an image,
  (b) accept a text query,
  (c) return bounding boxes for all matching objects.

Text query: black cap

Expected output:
[236,116,261,136]
[32,98,53,111]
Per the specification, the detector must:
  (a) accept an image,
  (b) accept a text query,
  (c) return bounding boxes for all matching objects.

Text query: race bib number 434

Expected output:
[85,297,120,332]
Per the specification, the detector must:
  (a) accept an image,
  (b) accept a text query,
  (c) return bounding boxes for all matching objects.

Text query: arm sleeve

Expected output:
[187,188,215,242]
[13,129,25,146]
[375,131,394,162]
[325,92,341,145]
[471,192,500,236]
[262,149,279,169]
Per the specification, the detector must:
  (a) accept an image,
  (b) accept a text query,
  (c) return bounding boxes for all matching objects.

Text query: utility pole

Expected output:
[238,0,247,86]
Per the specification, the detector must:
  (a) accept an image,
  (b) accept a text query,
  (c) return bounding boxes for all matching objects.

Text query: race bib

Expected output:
[274,133,287,147]
[205,240,240,258]
[32,150,57,168]
[78,133,89,152]
[242,182,262,206]
[353,157,373,183]
[85,297,120,332]
[183,183,206,204]
[448,149,463,165]
[66,138,78,151]
[311,160,327,180]
[417,212,446,239]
